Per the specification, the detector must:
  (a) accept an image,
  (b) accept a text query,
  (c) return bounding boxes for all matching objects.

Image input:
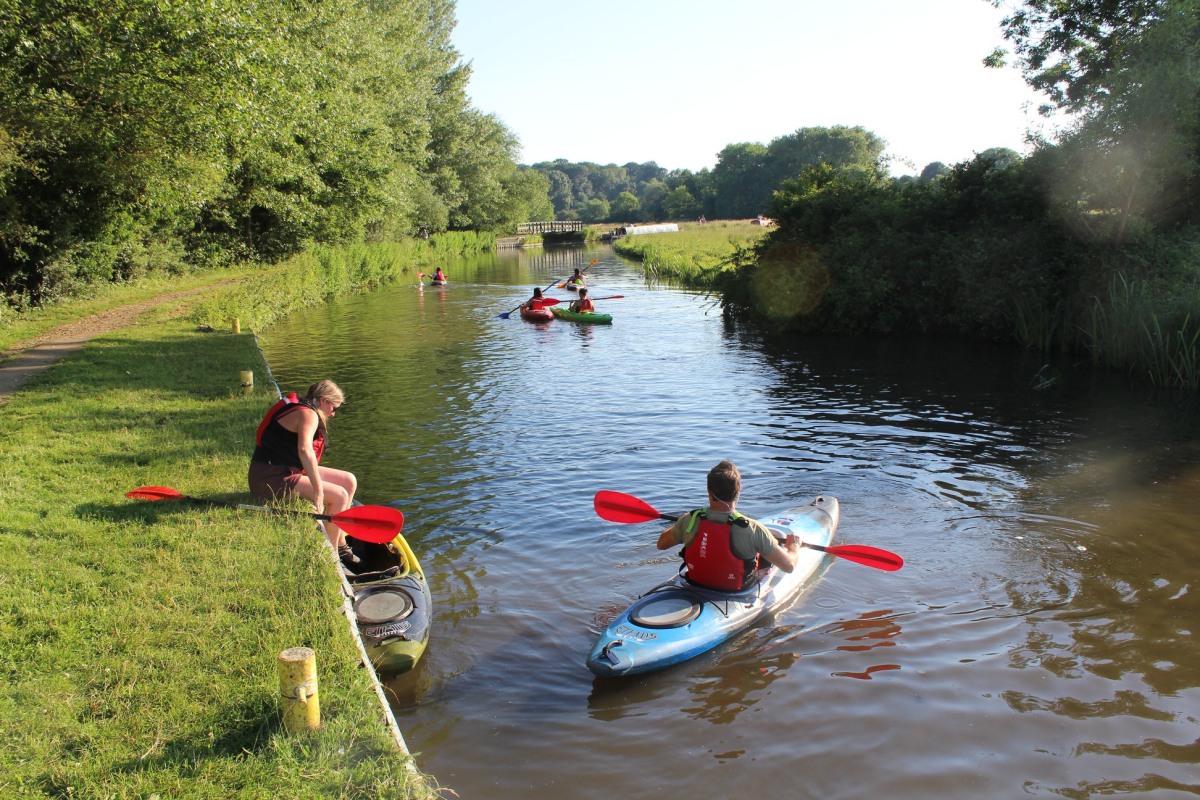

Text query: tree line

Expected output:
[716,0,1200,388]
[0,0,552,305]
[529,125,925,224]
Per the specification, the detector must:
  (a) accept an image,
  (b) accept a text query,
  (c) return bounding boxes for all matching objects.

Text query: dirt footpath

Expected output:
[0,286,218,401]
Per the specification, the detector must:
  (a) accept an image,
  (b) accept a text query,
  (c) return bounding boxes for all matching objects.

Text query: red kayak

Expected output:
[520,304,554,323]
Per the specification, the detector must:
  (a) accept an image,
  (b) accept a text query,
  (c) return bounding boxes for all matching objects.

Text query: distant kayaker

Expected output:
[565,268,586,288]
[248,380,361,571]
[656,460,802,591]
[569,287,595,314]
[432,267,446,282]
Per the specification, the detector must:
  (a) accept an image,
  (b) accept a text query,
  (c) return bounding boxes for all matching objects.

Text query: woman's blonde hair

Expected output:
[304,380,345,412]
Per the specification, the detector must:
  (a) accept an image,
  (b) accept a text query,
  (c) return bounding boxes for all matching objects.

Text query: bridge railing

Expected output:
[515,221,583,235]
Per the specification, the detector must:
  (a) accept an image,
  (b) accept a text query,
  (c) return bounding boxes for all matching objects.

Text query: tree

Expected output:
[991,0,1200,235]
[919,162,951,182]
[661,186,700,220]
[990,0,1168,114]
[712,142,771,218]
[610,191,641,220]
[766,126,887,182]
[639,179,669,222]
[580,197,611,223]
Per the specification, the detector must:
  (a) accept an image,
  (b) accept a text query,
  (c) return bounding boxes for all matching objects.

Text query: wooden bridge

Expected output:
[515,220,583,235]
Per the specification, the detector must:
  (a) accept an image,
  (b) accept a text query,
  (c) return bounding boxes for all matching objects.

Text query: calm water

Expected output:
[258,248,1200,799]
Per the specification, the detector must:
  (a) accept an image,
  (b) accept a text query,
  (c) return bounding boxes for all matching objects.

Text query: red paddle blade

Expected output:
[335,505,404,543]
[126,486,186,501]
[594,491,663,524]
[823,544,904,571]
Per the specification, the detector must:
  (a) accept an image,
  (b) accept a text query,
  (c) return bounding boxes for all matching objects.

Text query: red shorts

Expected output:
[248,461,304,501]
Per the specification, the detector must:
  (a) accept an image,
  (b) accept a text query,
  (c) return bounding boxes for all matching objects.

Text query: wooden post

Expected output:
[239,370,254,389]
[278,647,320,733]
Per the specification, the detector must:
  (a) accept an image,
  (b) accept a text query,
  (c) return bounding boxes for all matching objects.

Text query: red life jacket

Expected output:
[253,392,325,465]
[683,511,758,591]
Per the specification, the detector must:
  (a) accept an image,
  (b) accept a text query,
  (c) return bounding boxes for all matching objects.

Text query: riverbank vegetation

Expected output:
[612,220,768,288]
[610,2,1200,390]
[0,0,548,309]
[0,285,437,797]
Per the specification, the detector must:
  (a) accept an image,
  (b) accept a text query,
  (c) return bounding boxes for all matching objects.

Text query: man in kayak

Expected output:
[248,380,361,571]
[656,460,802,591]
[569,287,595,314]
[431,267,447,282]
[565,268,586,288]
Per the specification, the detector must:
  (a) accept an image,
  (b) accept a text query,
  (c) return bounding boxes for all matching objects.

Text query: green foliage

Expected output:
[191,242,423,332]
[531,128,884,226]
[1,289,437,796]
[0,0,549,304]
[611,191,641,220]
[613,221,768,287]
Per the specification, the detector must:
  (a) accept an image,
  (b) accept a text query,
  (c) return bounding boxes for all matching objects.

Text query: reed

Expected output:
[1077,273,1200,388]
[613,220,768,287]
[190,242,424,332]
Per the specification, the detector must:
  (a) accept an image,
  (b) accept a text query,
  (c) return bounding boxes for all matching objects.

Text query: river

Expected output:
[257,247,1200,799]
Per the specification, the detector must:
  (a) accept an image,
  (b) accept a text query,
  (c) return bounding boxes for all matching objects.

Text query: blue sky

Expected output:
[450,0,1058,176]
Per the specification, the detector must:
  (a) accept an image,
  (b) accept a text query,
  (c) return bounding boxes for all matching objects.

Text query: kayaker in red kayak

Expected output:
[656,460,802,591]
[569,287,596,314]
[248,380,361,570]
[523,287,549,311]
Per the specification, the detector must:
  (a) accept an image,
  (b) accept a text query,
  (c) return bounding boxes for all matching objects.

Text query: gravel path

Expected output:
[0,286,219,401]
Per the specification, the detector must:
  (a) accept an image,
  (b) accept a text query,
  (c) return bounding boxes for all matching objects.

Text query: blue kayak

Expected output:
[586,495,839,677]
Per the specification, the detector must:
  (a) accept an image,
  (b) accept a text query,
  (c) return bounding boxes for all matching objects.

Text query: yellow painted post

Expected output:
[232,317,241,334]
[278,647,320,733]
[239,370,254,389]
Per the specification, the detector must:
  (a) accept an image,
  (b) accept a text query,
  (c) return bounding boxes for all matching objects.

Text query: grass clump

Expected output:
[613,220,768,288]
[1,285,437,797]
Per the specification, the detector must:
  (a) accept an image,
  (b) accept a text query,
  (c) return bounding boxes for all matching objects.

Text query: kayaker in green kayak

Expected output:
[569,287,596,314]
[656,460,802,591]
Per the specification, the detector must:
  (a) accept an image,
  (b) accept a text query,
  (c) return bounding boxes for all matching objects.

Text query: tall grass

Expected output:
[613,220,768,287]
[1078,273,1200,388]
[191,242,423,332]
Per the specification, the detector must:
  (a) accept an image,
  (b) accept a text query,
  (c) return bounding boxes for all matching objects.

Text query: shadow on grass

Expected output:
[115,695,283,775]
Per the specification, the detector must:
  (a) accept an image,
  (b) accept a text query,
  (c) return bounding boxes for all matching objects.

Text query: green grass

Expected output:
[0,267,254,355]
[1,277,437,797]
[612,220,768,288]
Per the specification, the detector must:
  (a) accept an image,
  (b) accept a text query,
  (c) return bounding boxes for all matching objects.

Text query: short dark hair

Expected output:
[707,460,741,503]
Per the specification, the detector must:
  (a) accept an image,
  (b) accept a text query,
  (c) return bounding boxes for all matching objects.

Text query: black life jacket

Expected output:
[251,393,326,467]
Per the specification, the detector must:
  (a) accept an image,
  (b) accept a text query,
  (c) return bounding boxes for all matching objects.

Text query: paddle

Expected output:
[126,485,404,544]
[593,490,903,571]
[541,295,624,305]
[557,258,599,289]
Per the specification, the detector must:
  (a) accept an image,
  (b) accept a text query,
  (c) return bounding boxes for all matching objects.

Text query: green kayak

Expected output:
[550,306,613,325]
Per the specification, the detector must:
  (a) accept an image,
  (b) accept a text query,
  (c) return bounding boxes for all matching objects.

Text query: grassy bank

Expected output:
[612,220,768,287]
[0,266,253,355]
[1,276,437,796]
